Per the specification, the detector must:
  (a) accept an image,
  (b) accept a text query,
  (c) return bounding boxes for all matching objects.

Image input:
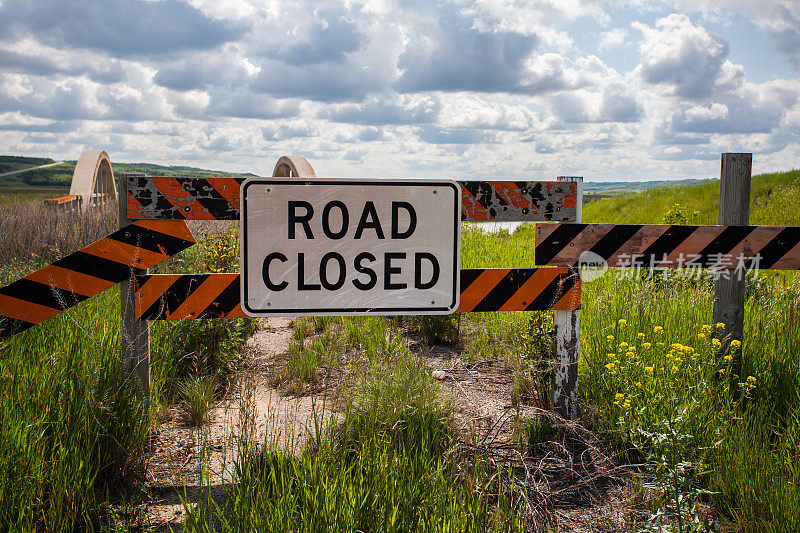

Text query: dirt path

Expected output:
[141,317,333,531]
[137,320,640,532]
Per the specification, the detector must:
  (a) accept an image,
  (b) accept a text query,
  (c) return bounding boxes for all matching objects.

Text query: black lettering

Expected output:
[288,201,314,239]
[320,252,346,290]
[391,202,417,239]
[353,252,377,290]
[297,253,320,291]
[414,252,439,289]
[322,201,349,239]
[384,252,406,289]
[354,202,385,239]
[262,252,288,291]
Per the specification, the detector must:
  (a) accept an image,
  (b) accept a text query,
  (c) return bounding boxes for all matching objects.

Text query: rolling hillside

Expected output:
[583,169,800,226]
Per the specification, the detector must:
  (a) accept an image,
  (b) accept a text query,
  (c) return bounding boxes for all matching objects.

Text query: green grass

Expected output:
[457,169,800,530]
[178,375,218,426]
[186,351,520,532]
[2,168,800,530]
[0,291,147,530]
[579,271,800,531]
[583,169,800,225]
[0,200,255,531]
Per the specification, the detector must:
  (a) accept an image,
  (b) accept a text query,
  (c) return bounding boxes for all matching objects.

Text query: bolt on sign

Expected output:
[240,179,461,316]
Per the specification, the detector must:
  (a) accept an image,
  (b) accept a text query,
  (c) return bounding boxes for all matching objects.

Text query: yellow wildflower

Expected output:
[618,319,627,326]
[607,335,615,341]
[731,340,742,349]
[698,333,706,339]
[643,342,652,349]
[716,322,725,329]
[674,357,683,365]
[747,376,757,383]
[719,368,726,374]
[619,342,628,350]
[637,332,645,339]
[657,342,665,347]
[654,326,664,333]
[645,366,654,374]
[701,324,712,333]
[671,365,679,372]
[683,346,694,354]
[712,338,722,349]
[635,381,642,388]
[723,354,733,362]
[615,393,624,400]
[605,362,615,370]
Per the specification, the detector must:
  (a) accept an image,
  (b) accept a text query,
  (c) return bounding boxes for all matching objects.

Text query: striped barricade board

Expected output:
[123,175,578,223]
[0,220,196,340]
[535,223,800,270]
[134,268,582,320]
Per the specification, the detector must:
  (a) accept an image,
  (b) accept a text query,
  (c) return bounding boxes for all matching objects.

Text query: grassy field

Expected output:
[0,169,798,531]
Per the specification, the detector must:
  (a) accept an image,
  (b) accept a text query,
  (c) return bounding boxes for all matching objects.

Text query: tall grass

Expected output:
[580,271,800,530]
[0,291,146,530]
[186,351,520,532]
[0,200,117,283]
[0,200,254,531]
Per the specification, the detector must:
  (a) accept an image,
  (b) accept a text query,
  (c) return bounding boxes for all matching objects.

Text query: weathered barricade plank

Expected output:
[124,175,578,223]
[535,223,800,270]
[133,268,582,320]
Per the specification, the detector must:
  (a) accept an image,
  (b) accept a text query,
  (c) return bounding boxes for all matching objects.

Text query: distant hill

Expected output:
[111,161,257,178]
[0,155,256,195]
[583,178,714,198]
[583,169,800,226]
[0,155,56,174]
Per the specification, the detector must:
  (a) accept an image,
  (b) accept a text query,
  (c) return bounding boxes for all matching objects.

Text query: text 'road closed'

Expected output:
[241,179,460,316]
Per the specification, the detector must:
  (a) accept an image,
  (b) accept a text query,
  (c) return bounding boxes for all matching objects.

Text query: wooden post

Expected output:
[552,176,583,419]
[118,176,150,401]
[712,153,751,368]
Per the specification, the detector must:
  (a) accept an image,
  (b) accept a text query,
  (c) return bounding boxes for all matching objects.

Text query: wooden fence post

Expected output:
[118,176,150,401]
[552,175,583,420]
[712,153,751,366]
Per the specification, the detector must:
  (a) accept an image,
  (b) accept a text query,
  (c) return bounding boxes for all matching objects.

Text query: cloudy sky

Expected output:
[0,0,798,181]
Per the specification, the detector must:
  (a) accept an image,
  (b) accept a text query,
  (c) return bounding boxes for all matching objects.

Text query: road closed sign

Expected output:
[240,179,461,316]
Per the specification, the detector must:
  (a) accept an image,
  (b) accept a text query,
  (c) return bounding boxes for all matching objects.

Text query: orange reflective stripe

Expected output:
[0,294,60,323]
[168,274,236,319]
[552,279,582,310]
[499,268,561,311]
[25,265,116,296]
[133,219,195,242]
[456,269,510,312]
[82,238,168,268]
[135,275,180,319]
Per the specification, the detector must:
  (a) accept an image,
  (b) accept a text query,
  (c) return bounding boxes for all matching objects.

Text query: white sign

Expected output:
[241,179,461,316]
